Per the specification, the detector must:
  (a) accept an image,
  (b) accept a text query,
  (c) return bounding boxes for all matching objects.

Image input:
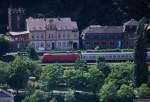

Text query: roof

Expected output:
[26,17,78,31]
[124,19,139,26]
[0,89,13,98]
[8,31,30,36]
[82,25,123,35]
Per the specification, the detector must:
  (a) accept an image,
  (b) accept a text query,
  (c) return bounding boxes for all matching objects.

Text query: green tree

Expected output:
[0,36,9,57]
[0,61,11,84]
[99,80,118,102]
[117,84,134,102]
[64,89,76,102]
[22,90,51,102]
[26,44,39,60]
[7,56,31,90]
[74,59,88,71]
[84,67,104,93]
[98,62,134,102]
[63,69,86,89]
[49,97,58,102]
[96,56,110,77]
[135,84,150,98]
[134,17,149,87]
[40,64,63,90]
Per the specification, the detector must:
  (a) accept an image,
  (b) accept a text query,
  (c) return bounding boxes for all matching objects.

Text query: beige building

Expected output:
[26,17,79,51]
[0,89,14,102]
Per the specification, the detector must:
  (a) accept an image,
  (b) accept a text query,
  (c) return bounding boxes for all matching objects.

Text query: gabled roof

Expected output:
[82,25,123,35]
[26,17,78,31]
[124,19,139,26]
[0,89,13,98]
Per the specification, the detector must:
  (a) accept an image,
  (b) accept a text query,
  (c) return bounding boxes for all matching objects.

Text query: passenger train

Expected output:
[42,52,150,63]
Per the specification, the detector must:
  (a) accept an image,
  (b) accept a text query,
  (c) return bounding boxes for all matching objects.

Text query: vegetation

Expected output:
[26,44,39,60]
[0,51,149,102]
[134,17,149,87]
[1,0,150,33]
[0,36,9,57]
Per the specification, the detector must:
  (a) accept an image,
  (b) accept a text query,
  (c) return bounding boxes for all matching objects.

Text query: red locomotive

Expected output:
[42,52,80,63]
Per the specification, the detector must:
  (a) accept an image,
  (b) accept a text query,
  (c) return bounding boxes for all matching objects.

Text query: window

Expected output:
[58,34,61,38]
[49,34,51,38]
[37,35,39,39]
[41,35,44,39]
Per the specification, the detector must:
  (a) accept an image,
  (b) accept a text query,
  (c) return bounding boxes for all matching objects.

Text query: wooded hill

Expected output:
[0,0,150,33]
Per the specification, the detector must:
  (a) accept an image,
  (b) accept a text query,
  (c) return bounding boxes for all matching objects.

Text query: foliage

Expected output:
[7,56,40,90]
[40,64,64,90]
[74,59,88,71]
[0,61,11,84]
[64,89,76,102]
[0,36,9,57]
[63,69,86,89]
[117,84,134,102]
[134,17,149,87]
[98,62,134,102]
[22,90,51,102]
[26,44,39,60]
[135,84,150,98]
[84,67,104,92]
[96,56,110,78]
[98,80,118,102]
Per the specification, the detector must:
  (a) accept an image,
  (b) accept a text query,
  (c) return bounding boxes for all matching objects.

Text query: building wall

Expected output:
[8,8,26,32]
[83,33,123,49]
[0,97,14,102]
[30,30,79,51]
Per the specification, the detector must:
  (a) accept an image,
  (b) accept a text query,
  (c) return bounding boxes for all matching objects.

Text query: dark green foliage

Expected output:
[22,90,51,102]
[135,84,150,98]
[98,62,134,102]
[117,84,134,102]
[96,56,110,78]
[40,64,64,91]
[0,36,9,57]
[74,59,88,71]
[0,55,15,62]
[7,56,40,90]
[134,17,149,87]
[26,44,39,60]
[84,67,104,92]
[0,61,11,84]
[64,89,76,102]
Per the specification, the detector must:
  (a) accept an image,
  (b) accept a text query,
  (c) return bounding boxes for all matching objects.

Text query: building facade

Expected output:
[26,17,79,51]
[8,31,30,52]
[8,8,26,32]
[81,19,139,49]
[0,89,14,102]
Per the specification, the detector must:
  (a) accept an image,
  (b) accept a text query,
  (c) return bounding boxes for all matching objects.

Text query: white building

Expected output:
[0,89,14,102]
[26,17,79,51]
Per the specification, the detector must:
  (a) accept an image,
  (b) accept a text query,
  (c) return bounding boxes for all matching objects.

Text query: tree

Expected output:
[98,80,118,102]
[64,89,76,102]
[135,84,150,98]
[40,64,63,90]
[84,67,104,93]
[26,44,39,60]
[74,59,88,71]
[98,62,134,102]
[22,90,51,102]
[7,56,30,90]
[0,36,9,57]
[63,69,86,89]
[134,17,149,87]
[117,84,134,102]
[96,56,110,77]
[0,61,11,84]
